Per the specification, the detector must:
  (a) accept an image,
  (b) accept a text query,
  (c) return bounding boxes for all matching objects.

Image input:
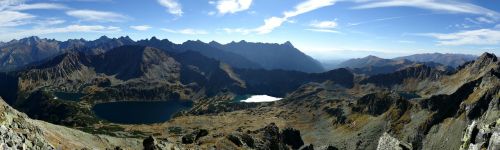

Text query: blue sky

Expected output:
[1,0,500,60]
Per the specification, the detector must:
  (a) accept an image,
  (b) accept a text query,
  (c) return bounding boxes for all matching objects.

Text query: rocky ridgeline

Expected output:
[0,98,54,149]
[460,120,500,150]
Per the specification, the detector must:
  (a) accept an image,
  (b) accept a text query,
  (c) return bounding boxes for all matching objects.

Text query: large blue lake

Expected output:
[92,100,192,124]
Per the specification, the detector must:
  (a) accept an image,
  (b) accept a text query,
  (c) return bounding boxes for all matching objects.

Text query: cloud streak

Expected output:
[306,28,339,33]
[224,0,336,35]
[422,28,500,46]
[0,10,34,27]
[130,25,152,31]
[7,3,68,11]
[66,9,129,22]
[353,0,500,21]
[161,28,208,35]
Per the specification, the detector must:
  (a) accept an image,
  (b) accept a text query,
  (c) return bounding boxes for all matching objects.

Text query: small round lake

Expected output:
[92,100,192,124]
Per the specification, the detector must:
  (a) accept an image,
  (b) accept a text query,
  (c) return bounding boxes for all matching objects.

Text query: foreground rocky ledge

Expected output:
[0,97,181,149]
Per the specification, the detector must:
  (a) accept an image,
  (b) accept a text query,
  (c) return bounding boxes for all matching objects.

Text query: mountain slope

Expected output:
[394,53,477,68]
[337,55,453,75]
[210,40,324,73]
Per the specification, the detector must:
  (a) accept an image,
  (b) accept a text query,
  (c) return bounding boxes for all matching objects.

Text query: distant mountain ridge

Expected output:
[209,40,324,73]
[336,55,454,75]
[394,53,477,67]
[334,53,478,74]
[0,36,323,73]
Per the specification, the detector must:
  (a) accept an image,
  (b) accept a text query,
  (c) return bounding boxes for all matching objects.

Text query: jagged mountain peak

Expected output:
[17,36,44,45]
[282,41,294,47]
[117,36,134,42]
[97,35,111,41]
[477,52,497,62]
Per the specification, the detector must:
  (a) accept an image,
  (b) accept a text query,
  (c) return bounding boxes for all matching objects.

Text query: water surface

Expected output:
[92,100,192,124]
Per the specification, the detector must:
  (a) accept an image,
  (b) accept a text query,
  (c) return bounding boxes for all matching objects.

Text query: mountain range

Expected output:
[335,55,460,75]
[0,36,498,150]
[0,36,324,73]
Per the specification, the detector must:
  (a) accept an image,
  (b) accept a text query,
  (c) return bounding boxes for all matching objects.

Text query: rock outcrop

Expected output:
[376,133,412,150]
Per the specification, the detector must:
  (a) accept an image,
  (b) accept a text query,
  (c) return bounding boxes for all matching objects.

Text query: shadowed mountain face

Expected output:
[176,40,261,69]
[235,68,354,97]
[360,64,449,87]
[394,53,477,68]
[209,40,325,73]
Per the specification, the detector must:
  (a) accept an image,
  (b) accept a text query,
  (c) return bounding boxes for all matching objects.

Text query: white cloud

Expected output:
[7,3,68,11]
[161,28,208,35]
[35,18,66,27]
[476,17,495,24]
[310,20,337,29]
[216,0,252,15]
[221,28,251,35]
[222,0,336,35]
[0,10,34,27]
[0,0,23,10]
[66,10,129,22]
[422,28,500,46]
[254,17,288,34]
[130,25,152,31]
[305,28,339,33]
[283,0,336,18]
[353,0,500,21]
[157,0,183,16]
[0,25,121,41]
[255,0,336,34]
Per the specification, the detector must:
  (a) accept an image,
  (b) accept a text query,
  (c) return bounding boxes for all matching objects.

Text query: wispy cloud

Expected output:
[0,2,68,28]
[66,9,129,22]
[254,0,336,34]
[161,28,208,35]
[397,40,416,44]
[305,28,339,33]
[421,28,500,46]
[310,20,337,29]
[35,18,66,27]
[215,0,252,15]
[0,25,121,41]
[307,20,339,33]
[0,0,23,10]
[223,0,336,35]
[0,10,34,27]
[476,17,495,24]
[157,0,183,16]
[7,3,68,11]
[353,0,500,21]
[130,25,152,31]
